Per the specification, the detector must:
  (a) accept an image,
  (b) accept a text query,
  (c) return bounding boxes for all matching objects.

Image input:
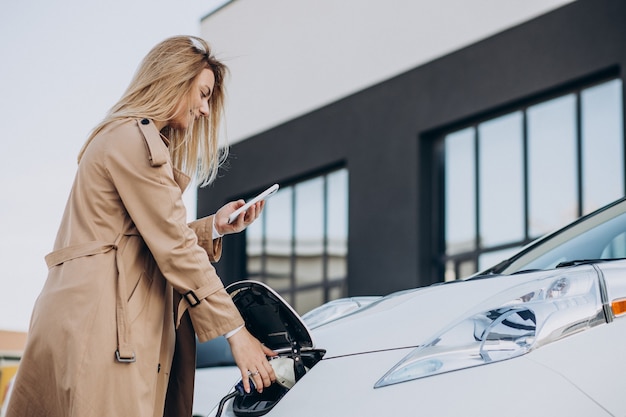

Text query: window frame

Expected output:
[435,73,624,281]
[243,167,349,313]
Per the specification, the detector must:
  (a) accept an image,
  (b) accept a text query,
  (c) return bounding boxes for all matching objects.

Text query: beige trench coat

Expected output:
[6,118,244,417]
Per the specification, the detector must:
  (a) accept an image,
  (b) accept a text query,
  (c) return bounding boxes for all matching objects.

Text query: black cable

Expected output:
[214,391,238,417]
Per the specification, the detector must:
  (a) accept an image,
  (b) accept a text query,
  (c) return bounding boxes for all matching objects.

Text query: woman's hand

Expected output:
[214,200,265,236]
[227,327,277,393]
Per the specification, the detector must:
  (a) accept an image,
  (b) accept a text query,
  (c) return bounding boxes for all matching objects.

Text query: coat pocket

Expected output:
[127,272,154,323]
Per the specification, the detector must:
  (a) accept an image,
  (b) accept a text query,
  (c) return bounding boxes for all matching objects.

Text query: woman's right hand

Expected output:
[214,200,265,236]
[227,327,277,393]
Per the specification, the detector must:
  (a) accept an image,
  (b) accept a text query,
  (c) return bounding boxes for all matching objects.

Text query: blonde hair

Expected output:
[78,35,228,186]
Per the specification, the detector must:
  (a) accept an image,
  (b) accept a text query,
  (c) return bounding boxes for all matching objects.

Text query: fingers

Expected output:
[262,354,276,384]
[242,369,259,393]
[214,200,244,234]
[229,328,276,393]
[221,201,265,235]
[241,362,275,393]
[242,201,264,223]
[244,362,275,393]
[231,202,263,229]
[261,344,278,357]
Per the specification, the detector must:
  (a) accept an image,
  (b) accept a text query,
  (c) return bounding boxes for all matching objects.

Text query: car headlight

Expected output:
[301,296,381,329]
[375,267,608,388]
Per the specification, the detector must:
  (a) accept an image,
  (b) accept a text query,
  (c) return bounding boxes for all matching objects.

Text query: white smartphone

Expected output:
[227,184,280,224]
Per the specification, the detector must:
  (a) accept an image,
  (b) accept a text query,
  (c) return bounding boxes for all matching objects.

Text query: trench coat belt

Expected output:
[45,234,137,363]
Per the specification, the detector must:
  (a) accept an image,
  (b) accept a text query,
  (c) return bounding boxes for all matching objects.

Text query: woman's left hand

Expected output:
[214,200,265,235]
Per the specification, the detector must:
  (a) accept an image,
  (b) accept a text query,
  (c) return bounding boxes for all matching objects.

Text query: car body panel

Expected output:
[282,353,610,416]
[193,336,240,417]
[212,343,611,417]
[193,366,241,417]
[526,315,626,416]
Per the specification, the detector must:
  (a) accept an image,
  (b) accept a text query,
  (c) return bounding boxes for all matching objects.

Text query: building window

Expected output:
[442,78,624,281]
[245,168,348,314]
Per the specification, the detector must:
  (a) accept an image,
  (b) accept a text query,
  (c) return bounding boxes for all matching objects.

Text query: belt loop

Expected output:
[113,233,136,363]
[115,348,136,363]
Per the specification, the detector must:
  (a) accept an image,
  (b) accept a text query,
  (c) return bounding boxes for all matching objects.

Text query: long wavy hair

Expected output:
[78,35,228,186]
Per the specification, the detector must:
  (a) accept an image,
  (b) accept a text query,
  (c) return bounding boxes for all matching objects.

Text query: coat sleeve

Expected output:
[188,216,222,263]
[103,121,243,342]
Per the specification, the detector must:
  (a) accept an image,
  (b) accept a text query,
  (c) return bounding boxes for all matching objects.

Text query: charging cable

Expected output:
[213,357,305,417]
[214,380,249,417]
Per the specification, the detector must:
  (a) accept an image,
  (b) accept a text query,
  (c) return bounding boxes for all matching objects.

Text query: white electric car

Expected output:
[202,196,626,417]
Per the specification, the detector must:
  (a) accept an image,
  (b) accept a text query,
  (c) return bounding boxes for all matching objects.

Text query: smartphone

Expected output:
[227,184,280,224]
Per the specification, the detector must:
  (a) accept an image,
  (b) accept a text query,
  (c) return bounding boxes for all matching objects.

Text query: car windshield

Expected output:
[482,197,626,275]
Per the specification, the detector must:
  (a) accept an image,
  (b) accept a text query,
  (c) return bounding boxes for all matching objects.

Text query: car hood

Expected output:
[310,272,557,358]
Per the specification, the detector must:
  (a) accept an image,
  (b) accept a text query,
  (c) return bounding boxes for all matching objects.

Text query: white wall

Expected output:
[201,0,574,145]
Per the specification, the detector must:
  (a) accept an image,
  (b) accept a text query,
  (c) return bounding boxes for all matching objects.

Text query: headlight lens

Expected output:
[375,268,607,388]
[301,296,381,329]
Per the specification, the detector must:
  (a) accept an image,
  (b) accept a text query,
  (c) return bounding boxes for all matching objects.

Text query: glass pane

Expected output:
[295,178,324,287]
[478,247,520,271]
[445,127,476,255]
[246,210,264,277]
[265,270,291,292]
[444,260,456,282]
[246,256,262,279]
[329,285,344,302]
[327,253,347,280]
[277,291,292,306]
[527,94,578,237]
[265,188,292,287]
[266,187,292,256]
[458,259,476,279]
[478,112,524,247]
[581,79,624,214]
[327,169,348,282]
[295,256,323,287]
[327,169,348,257]
[294,287,324,315]
[295,178,324,256]
[601,231,626,258]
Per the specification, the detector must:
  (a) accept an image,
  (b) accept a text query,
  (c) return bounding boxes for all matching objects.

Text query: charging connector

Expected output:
[213,356,307,417]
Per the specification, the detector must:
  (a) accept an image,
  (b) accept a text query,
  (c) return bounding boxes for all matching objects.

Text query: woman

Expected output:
[6,35,275,417]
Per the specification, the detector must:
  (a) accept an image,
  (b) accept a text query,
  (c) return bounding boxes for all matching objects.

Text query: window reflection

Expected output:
[445,128,476,255]
[265,188,292,257]
[582,79,624,213]
[479,112,524,247]
[295,178,324,288]
[528,94,577,236]
[601,231,626,259]
[244,168,348,314]
[265,188,293,292]
[327,169,349,280]
[478,247,520,272]
[246,210,263,278]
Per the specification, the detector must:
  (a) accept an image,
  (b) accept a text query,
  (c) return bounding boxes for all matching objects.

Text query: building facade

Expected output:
[198,0,626,314]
